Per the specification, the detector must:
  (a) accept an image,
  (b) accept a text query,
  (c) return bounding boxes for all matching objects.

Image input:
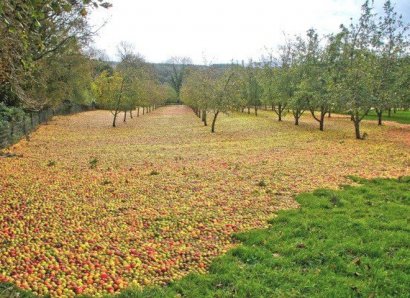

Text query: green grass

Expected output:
[2,177,409,297]
[364,110,410,124]
[119,177,410,298]
[0,283,39,298]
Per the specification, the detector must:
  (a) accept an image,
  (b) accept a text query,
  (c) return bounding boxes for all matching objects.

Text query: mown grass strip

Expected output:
[363,110,410,125]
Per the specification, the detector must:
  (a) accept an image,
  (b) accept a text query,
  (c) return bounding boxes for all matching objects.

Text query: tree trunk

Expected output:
[319,109,326,131]
[293,109,301,125]
[137,107,140,117]
[247,107,250,114]
[388,108,391,117]
[254,106,258,116]
[354,120,361,139]
[23,116,27,135]
[112,112,118,127]
[130,110,133,119]
[328,111,331,118]
[278,104,282,121]
[376,109,383,126]
[211,111,219,133]
[112,79,125,127]
[202,110,207,126]
[123,110,127,122]
[351,110,364,140]
[310,106,326,131]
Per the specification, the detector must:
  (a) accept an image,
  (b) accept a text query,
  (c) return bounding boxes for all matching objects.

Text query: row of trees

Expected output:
[181,67,239,133]
[181,0,409,139]
[93,43,172,127]
[1,1,172,128]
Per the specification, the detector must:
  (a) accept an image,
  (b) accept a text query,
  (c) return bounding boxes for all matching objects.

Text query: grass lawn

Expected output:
[123,176,410,297]
[364,110,410,125]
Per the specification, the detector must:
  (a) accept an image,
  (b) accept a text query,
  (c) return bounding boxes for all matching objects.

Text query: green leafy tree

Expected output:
[260,52,276,113]
[393,56,410,110]
[0,0,111,108]
[272,40,297,122]
[182,66,239,133]
[167,57,192,104]
[208,68,240,133]
[298,29,333,131]
[372,0,409,125]
[28,43,94,110]
[181,67,212,126]
[243,61,263,116]
[94,70,124,127]
[337,1,377,139]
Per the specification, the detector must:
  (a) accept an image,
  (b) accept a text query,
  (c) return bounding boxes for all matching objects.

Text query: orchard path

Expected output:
[0,105,409,296]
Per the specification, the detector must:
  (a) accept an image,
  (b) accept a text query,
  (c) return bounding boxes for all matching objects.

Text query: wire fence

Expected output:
[0,103,94,149]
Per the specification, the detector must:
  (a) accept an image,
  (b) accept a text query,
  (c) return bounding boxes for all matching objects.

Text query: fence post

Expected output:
[23,116,26,135]
[1,104,90,148]
[10,120,13,136]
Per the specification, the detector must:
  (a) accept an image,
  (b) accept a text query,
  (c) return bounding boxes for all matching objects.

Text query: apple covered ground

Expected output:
[0,105,409,296]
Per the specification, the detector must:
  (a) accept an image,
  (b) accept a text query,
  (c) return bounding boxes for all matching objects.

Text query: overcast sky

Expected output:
[88,0,410,64]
